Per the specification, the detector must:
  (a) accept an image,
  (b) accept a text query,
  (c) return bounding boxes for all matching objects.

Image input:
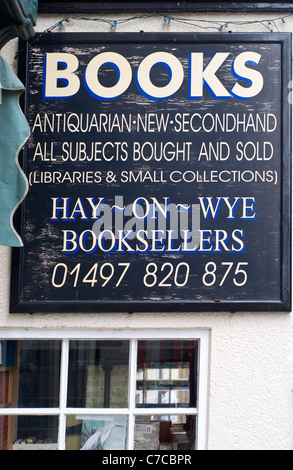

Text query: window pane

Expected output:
[19,341,61,408]
[67,341,129,408]
[0,341,18,409]
[136,340,198,408]
[66,415,128,450]
[0,340,61,408]
[134,415,196,450]
[0,415,59,450]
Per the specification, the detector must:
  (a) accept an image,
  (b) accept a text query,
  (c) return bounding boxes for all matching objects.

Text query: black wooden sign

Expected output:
[11,32,291,313]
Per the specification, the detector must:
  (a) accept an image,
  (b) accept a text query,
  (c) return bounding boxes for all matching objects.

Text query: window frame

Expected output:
[0,328,209,450]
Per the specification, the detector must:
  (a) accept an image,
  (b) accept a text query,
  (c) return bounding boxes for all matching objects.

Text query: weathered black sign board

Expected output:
[11,33,291,313]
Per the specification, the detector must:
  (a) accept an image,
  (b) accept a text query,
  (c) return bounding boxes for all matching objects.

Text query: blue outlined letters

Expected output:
[43,50,263,101]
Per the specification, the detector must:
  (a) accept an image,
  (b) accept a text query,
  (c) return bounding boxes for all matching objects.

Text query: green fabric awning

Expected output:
[0,56,29,247]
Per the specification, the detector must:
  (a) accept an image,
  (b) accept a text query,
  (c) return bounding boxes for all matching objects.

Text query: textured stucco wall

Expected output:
[0,11,293,450]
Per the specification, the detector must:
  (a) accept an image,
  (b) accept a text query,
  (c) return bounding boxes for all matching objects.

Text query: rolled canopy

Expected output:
[0,56,29,246]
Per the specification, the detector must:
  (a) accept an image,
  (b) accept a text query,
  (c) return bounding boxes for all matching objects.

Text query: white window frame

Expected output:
[0,328,209,450]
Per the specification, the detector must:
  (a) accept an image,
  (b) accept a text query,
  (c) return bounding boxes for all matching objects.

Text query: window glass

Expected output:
[67,341,129,408]
[134,415,196,451]
[0,341,17,409]
[0,340,61,408]
[66,415,128,450]
[0,335,205,450]
[1,415,59,450]
[18,341,61,408]
[136,340,198,408]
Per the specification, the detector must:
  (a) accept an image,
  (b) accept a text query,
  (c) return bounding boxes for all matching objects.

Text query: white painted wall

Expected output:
[0,11,293,450]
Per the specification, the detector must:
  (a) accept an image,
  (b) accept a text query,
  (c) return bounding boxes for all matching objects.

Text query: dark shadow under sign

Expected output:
[11,32,291,313]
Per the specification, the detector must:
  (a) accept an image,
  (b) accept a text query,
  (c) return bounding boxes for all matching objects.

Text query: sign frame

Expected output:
[11,32,292,314]
[37,2,293,14]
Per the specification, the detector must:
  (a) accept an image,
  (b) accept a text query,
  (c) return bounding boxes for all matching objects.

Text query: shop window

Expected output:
[0,331,209,450]
[66,415,128,450]
[18,341,61,408]
[0,340,61,449]
[8,416,59,450]
[67,341,129,408]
